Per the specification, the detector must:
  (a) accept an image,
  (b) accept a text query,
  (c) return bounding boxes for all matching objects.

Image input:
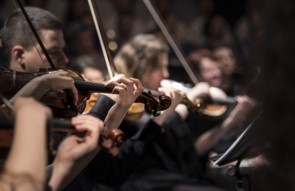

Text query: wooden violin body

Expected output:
[0,67,171,118]
[0,66,89,118]
[161,79,237,119]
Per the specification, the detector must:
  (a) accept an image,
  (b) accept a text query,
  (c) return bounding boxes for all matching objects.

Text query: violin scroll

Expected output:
[136,91,171,116]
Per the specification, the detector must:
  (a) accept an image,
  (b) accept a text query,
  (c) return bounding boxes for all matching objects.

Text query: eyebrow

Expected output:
[46,46,63,52]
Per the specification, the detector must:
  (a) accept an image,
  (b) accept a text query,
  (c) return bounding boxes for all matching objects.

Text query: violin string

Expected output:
[0,93,13,111]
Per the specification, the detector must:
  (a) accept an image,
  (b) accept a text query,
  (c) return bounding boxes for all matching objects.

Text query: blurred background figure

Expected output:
[188,48,223,88]
[187,0,216,48]
[212,44,244,96]
[68,54,107,113]
[203,14,236,51]
[69,55,106,83]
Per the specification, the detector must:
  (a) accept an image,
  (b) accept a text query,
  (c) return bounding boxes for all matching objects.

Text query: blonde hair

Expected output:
[114,34,168,80]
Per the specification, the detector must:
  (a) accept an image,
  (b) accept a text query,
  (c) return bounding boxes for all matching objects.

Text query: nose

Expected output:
[212,68,222,78]
[63,52,69,65]
[162,67,169,79]
[55,52,69,68]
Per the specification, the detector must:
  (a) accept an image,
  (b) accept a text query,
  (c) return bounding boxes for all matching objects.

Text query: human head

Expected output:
[114,34,169,90]
[2,6,68,72]
[212,44,236,77]
[65,21,96,56]
[69,55,106,83]
[189,49,223,87]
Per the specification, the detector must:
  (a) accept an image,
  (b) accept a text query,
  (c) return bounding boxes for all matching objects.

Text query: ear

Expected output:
[11,45,26,68]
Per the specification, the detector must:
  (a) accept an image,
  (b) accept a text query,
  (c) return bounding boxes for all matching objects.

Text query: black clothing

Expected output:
[63,95,163,191]
[64,96,224,191]
[120,112,214,191]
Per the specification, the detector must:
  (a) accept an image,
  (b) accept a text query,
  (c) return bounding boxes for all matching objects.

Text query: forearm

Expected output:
[195,114,236,155]
[104,103,129,132]
[87,95,125,133]
[10,77,48,102]
[48,148,100,191]
[4,110,48,184]
[195,126,227,156]
[87,95,115,120]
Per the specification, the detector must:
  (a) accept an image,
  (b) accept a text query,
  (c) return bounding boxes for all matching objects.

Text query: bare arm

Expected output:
[10,70,78,104]
[48,115,102,191]
[195,96,257,156]
[2,98,52,191]
[103,76,143,132]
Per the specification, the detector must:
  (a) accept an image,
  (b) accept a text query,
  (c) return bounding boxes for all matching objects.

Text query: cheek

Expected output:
[151,71,163,85]
[201,71,210,81]
[24,53,44,72]
[142,72,161,90]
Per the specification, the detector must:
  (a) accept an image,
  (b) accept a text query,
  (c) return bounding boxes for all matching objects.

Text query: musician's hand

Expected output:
[105,74,144,108]
[222,95,257,130]
[55,114,102,165]
[104,75,144,132]
[186,82,210,102]
[38,70,78,104]
[158,87,184,110]
[49,114,103,191]
[153,87,185,125]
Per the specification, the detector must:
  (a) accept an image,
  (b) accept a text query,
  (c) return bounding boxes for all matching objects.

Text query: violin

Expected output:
[0,102,125,158]
[0,109,75,147]
[4,0,171,155]
[161,79,237,119]
[0,105,76,159]
[83,0,172,120]
[0,66,171,118]
[141,0,238,119]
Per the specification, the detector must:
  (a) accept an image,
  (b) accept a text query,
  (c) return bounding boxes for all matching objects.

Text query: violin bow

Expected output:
[142,0,199,84]
[86,0,172,116]
[87,0,116,79]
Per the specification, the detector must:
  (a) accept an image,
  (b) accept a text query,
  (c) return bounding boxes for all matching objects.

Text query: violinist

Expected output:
[1,6,79,104]
[113,33,228,191]
[212,44,243,97]
[1,7,67,71]
[69,55,106,83]
[188,48,257,190]
[0,97,102,191]
[1,6,178,191]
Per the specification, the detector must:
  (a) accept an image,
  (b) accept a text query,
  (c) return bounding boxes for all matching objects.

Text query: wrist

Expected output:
[35,76,50,94]
[49,160,73,191]
[175,104,189,120]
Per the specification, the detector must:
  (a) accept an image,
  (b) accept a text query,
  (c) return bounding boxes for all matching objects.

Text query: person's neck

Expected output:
[223,75,232,86]
[10,62,25,72]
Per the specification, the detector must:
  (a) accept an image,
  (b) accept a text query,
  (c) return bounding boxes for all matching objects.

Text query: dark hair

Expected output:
[1,6,63,66]
[69,55,106,75]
